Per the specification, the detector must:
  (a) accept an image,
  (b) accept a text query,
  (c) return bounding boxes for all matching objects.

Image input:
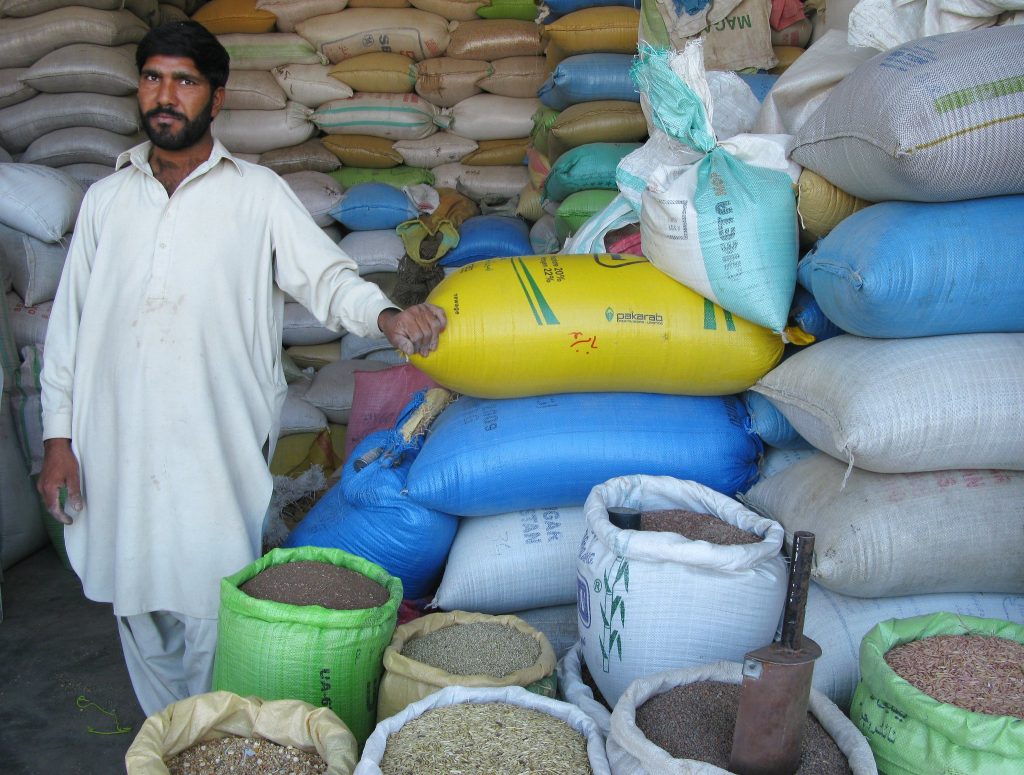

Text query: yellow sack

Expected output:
[192,0,277,34]
[376,611,557,723]
[321,134,404,168]
[542,7,641,66]
[460,136,530,165]
[329,52,417,93]
[125,691,358,775]
[797,168,871,246]
[409,254,785,398]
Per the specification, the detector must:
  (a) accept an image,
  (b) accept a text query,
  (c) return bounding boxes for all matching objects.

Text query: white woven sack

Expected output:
[753,29,878,136]
[340,330,393,360]
[58,162,115,191]
[281,170,344,227]
[0,147,11,163]
[847,0,1016,52]
[259,138,341,175]
[280,380,329,435]
[752,333,1024,474]
[311,93,441,141]
[433,505,587,613]
[0,0,124,16]
[393,132,478,167]
[157,3,190,24]
[0,223,68,306]
[430,161,464,190]
[0,68,35,110]
[606,661,878,774]
[337,229,404,275]
[20,43,138,96]
[804,582,1024,711]
[743,452,1024,597]
[355,685,612,775]
[455,164,529,203]
[790,25,1024,202]
[302,358,387,423]
[283,301,343,347]
[6,292,50,349]
[447,94,541,141]
[295,8,452,63]
[0,386,48,570]
[557,641,612,737]
[256,0,348,32]
[409,0,486,22]
[512,604,578,660]
[9,343,44,476]
[0,164,83,243]
[19,126,138,167]
[212,102,316,155]
[271,63,354,108]
[0,8,148,69]
[577,475,787,708]
[218,33,327,71]
[224,70,287,111]
[0,92,140,153]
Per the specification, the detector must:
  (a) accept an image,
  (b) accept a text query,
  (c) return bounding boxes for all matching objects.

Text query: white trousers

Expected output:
[117,610,218,717]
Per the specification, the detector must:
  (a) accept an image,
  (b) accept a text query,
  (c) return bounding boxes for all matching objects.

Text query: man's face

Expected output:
[137,55,223,151]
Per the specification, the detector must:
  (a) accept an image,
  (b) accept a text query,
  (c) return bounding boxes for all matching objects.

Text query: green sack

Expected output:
[328,165,435,189]
[212,546,403,746]
[530,106,561,159]
[477,0,538,20]
[555,188,619,239]
[851,612,1024,775]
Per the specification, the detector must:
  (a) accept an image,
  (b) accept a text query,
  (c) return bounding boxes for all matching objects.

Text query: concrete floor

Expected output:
[0,546,144,774]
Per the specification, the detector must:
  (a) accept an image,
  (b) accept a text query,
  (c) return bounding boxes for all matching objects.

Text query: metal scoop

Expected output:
[729,531,821,775]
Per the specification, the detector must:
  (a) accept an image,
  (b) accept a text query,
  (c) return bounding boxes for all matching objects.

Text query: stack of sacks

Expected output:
[734,23,1024,714]
[0,4,153,184]
[420,19,546,212]
[390,246,793,654]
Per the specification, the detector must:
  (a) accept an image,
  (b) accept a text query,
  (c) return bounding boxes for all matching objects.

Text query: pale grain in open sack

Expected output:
[742,453,1024,598]
[0,223,68,306]
[0,8,148,69]
[752,333,1024,474]
[414,57,488,108]
[255,0,349,32]
[259,138,341,174]
[218,32,327,70]
[446,19,544,60]
[281,170,345,227]
[19,126,138,167]
[0,68,35,110]
[312,93,441,140]
[272,63,354,108]
[392,131,478,167]
[295,8,451,63]
[0,92,140,154]
[212,102,316,154]
[447,94,541,140]
[223,69,288,110]
[0,164,83,243]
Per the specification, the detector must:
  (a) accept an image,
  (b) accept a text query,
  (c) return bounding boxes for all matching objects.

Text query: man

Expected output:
[36,21,446,717]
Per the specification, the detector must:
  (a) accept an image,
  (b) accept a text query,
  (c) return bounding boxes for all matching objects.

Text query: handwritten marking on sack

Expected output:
[878,43,936,73]
[569,332,598,353]
[319,668,332,708]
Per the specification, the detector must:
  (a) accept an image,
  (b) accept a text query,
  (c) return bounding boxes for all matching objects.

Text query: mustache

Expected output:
[144,107,188,122]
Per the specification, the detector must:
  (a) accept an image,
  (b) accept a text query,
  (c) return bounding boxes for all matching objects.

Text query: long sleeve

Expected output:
[269,180,397,339]
[40,192,98,441]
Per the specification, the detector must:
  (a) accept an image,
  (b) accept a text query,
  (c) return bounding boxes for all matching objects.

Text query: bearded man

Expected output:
[36,21,446,716]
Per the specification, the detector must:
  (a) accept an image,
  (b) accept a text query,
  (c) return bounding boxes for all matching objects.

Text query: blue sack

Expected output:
[738,73,778,103]
[438,215,532,268]
[539,53,640,111]
[406,392,761,516]
[284,415,458,599]
[797,195,1024,338]
[789,286,844,342]
[543,0,639,20]
[544,142,641,202]
[329,182,418,231]
[742,391,813,451]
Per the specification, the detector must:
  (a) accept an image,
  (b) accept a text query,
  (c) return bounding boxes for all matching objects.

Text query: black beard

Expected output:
[142,95,215,151]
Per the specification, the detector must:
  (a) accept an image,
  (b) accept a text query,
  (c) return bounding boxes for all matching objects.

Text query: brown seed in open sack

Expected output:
[640,508,762,545]
[166,736,327,774]
[239,560,389,610]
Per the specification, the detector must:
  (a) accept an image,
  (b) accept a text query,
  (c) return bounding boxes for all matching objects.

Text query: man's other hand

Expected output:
[378,304,447,358]
[38,438,84,525]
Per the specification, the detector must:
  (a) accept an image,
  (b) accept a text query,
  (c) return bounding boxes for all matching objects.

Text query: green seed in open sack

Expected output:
[639,508,762,545]
[239,560,389,610]
[379,702,593,775]
[635,681,852,775]
[165,736,327,774]
[400,621,541,677]
[884,634,1024,718]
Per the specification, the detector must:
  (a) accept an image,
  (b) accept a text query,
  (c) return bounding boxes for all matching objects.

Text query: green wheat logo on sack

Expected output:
[599,556,629,672]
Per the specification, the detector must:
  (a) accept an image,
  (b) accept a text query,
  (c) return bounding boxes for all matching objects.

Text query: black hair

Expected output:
[135,21,230,91]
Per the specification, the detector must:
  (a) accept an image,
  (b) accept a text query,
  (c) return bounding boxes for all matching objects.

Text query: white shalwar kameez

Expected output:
[40,140,395,714]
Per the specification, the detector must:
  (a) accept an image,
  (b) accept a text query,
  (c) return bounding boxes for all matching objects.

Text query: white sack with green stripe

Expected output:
[631,41,800,333]
[312,92,443,141]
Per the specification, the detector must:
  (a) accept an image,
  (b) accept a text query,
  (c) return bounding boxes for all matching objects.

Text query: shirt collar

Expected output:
[116,137,245,178]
